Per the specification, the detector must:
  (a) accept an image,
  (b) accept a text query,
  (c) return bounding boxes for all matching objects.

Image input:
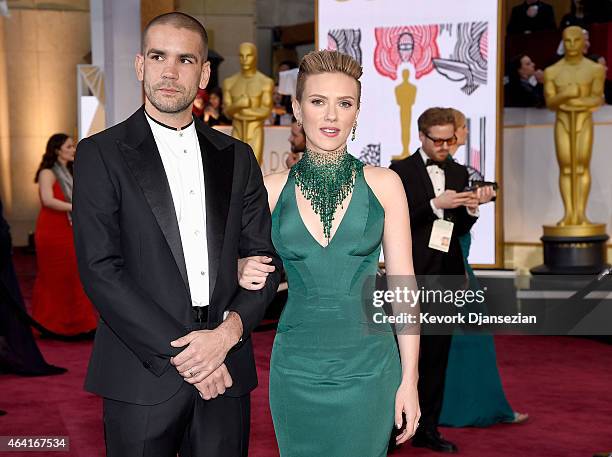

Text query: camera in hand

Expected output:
[463,180,499,193]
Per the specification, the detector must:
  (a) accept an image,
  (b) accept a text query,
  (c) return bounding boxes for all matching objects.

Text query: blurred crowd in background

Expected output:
[504,0,612,107]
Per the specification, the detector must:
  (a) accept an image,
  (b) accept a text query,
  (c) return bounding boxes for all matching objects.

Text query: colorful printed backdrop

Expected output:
[318,0,500,264]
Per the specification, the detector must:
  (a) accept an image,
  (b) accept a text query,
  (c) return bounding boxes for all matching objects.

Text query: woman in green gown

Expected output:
[238,50,420,456]
[439,110,528,427]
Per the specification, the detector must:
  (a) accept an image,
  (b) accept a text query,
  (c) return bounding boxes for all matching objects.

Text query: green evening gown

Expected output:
[438,234,515,427]
[269,169,402,457]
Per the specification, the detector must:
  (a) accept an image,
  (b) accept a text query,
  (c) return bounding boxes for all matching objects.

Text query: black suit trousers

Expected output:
[390,152,477,434]
[102,320,250,457]
[103,386,250,457]
[417,334,452,432]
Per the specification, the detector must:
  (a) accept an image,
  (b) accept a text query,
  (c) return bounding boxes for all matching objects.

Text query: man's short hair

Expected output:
[142,12,209,61]
[417,107,456,133]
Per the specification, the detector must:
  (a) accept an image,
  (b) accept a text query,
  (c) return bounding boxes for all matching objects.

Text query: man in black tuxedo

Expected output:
[507,0,556,35]
[390,107,479,453]
[72,12,281,457]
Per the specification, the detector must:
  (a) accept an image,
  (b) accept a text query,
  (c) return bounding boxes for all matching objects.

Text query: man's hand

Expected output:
[238,256,275,290]
[534,69,544,84]
[465,194,480,213]
[433,190,475,210]
[194,363,233,400]
[170,313,243,383]
[476,185,496,204]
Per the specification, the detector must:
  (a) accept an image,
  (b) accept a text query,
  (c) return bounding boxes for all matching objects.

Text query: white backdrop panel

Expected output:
[317,0,500,264]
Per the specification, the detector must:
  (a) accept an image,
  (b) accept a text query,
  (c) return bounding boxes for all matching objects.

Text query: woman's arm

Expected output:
[237,256,274,290]
[365,166,420,444]
[38,169,72,212]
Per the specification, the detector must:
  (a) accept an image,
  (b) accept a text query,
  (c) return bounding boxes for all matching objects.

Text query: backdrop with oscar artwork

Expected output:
[317,0,501,265]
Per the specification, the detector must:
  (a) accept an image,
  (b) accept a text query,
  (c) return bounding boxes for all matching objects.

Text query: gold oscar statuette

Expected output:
[222,42,274,165]
[543,26,606,237]
[393,69,417,161]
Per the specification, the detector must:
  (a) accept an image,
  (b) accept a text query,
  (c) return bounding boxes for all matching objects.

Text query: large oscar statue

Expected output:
[223,42,274,165]
[532,26,608,274]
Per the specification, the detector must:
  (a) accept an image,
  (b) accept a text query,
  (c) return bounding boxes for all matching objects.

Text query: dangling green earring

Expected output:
[351,122,357,141]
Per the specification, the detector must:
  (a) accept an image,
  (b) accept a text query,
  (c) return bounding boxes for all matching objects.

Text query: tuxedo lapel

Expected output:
[195,121,234,301]
[445,161,464,192]
[411,150,436,201]
[118,109,190,296]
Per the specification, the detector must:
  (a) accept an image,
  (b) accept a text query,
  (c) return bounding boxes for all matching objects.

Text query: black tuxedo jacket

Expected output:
[390,151,477,276]
[72,107,281,405]
[507,1,556,34]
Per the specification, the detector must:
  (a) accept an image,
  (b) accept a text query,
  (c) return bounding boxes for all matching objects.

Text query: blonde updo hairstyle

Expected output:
[452,109,466,130]
[295,50,363,107]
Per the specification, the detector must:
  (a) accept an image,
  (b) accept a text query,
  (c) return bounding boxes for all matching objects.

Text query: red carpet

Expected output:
[2,254,612,456]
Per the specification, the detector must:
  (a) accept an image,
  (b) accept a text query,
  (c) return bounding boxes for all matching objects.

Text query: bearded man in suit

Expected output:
[73,12,281,457]
[390,107,480,453]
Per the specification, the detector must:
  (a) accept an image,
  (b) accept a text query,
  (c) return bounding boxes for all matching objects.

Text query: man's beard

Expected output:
[144,79,197,114]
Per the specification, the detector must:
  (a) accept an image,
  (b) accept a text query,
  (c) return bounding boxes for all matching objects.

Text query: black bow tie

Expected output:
[426,159,447,170]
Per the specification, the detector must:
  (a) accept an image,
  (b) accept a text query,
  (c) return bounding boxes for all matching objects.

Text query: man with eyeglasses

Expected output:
[390,107,479,453]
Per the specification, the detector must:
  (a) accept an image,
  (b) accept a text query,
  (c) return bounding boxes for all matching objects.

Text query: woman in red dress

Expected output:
[31,134,97,336]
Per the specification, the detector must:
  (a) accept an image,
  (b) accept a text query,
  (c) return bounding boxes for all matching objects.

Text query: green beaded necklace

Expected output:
[291,146,364,242]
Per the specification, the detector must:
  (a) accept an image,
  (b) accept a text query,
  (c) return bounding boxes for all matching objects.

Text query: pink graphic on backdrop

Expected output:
[374,25,440,80]
[479,29,488,60]
[327,35,338,51]
[470,147,481,173]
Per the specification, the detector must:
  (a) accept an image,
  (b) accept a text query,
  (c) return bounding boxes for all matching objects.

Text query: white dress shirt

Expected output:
[419,149,479,219]
[146,113,209,307]
[420,149,446,219]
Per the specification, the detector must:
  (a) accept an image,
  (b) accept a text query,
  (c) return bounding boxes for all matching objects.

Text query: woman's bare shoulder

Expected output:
[362,165,406,211]
[362,165,404,198]
[38,168,56,183]
[264,169,291,212]
[264,169,290,190]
